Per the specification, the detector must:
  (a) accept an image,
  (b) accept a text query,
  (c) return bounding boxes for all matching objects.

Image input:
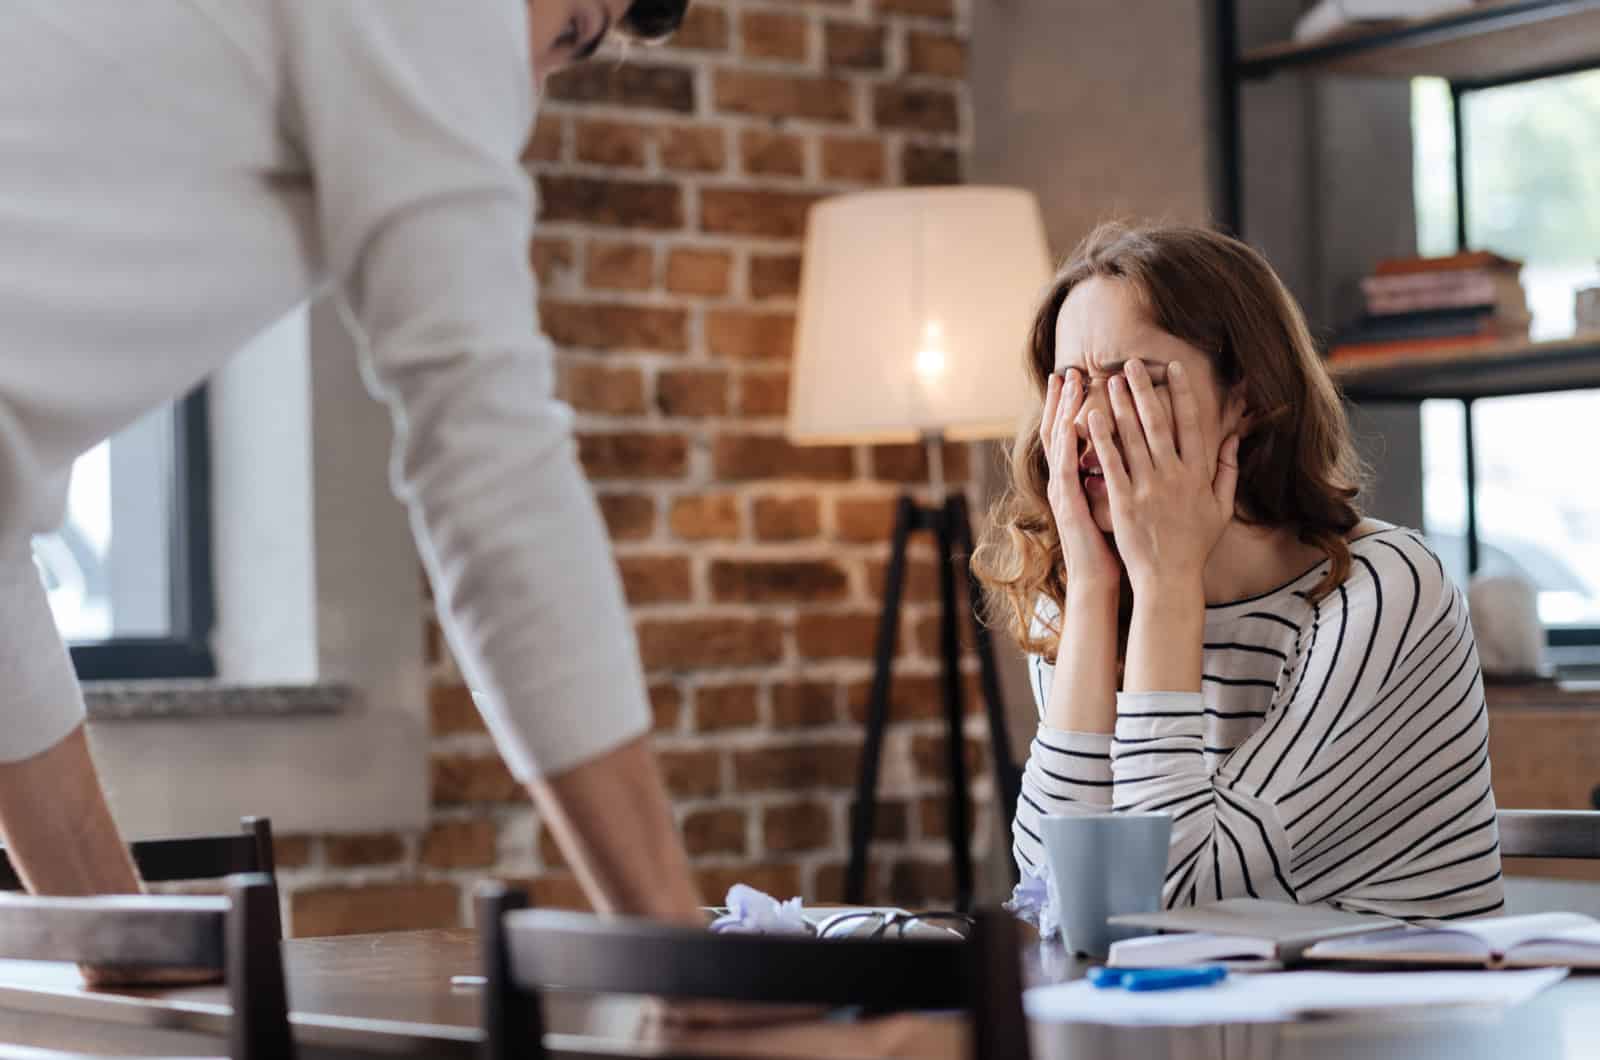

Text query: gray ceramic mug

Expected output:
[1040,812,1172,958]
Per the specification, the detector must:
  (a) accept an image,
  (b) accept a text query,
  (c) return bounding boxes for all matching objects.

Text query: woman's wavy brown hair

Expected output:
[973,221,1366,662]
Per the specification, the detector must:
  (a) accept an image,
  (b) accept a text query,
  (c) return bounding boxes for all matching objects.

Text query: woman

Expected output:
[976,223,1503,920]
[0,0,703,952]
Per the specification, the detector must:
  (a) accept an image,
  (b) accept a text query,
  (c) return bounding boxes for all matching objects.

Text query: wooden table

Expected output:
[0,929,1598,1059]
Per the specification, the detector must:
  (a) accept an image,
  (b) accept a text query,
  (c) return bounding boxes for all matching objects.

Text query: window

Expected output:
[30,390,216,679]
[1412,74,1600,653]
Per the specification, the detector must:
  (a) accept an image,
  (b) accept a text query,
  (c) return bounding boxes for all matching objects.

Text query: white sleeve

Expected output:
[277,0,650,779]
[0,543,88,762]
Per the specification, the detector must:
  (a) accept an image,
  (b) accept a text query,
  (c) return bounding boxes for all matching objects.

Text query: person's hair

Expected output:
[618,0,690,42]
[972,221,1366,663]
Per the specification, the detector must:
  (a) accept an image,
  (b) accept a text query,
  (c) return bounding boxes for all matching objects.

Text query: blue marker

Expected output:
[1087,965,1228,992]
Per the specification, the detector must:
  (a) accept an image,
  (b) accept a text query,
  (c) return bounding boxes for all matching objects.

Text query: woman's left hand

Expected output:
[1086,359,1240,592]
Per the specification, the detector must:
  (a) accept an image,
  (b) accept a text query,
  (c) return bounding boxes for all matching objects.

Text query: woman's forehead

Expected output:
[1053,282,1196,372]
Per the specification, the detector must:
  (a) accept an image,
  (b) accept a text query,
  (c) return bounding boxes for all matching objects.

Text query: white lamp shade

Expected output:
[788,187,1052,445]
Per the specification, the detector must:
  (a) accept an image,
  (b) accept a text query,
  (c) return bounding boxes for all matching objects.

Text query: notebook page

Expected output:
[1108,932,1276,968]
[1506,923,1600,965]
[1310,912,1595,961]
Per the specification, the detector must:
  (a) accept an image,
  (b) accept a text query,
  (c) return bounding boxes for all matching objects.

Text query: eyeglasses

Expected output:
[812,910,974,941]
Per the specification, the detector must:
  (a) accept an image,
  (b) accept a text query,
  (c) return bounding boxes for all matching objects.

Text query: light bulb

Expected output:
[914,321,945,383]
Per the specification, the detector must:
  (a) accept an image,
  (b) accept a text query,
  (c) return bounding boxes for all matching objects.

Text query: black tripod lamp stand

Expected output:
[785,187,1053,912]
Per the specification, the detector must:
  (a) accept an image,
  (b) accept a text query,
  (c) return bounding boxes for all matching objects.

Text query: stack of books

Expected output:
[1329,251,1531,362]
[1294,0,1472,43]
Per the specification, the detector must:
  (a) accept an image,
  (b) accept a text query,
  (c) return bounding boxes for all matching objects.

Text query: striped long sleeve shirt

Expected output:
[1012,523,1505,921]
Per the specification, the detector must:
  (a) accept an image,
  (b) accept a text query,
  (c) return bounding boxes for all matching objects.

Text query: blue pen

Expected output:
[1087,965,1228,992]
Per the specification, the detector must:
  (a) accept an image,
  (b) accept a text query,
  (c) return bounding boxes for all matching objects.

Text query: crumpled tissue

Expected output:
[708,883,813,936]
[1004,864,1059,940]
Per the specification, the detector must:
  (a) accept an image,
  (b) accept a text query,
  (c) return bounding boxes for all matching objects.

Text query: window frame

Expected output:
[1435,69,1600,651]
[67,387,218,680]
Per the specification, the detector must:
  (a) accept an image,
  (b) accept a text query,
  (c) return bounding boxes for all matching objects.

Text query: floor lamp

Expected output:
[788,187,1053,911]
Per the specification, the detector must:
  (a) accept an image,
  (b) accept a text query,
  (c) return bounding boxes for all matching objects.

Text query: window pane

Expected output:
[1414,70,1600,635]
[32,404,177,644]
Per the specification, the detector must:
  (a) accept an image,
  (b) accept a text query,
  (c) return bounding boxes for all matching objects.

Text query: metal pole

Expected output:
[1464,399,1480,573]
[1451,81,1469,252]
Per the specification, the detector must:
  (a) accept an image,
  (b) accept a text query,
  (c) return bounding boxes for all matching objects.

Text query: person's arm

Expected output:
[278,2,700,919]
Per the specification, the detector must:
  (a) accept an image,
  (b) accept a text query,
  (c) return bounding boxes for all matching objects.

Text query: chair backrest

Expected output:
[475,884,1029,1060]
[0,817,277,891]
[1497,809,1600,859]
[0,875,292,1060]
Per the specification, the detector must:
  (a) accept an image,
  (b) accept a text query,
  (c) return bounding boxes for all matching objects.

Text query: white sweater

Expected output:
[1013,525,1506,921]
[0,1,651,777]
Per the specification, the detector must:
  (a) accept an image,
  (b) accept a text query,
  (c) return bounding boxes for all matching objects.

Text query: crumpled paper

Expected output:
[1004,864,1059,940]
[708,883,813,936]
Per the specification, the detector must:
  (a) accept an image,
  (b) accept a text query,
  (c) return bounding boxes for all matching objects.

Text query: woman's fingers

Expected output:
[1039,371,1062,451]
[1167,361,1209,470]
[1125,360,1176,468]
[1086,410,1129,500]
[1107,375,1152,478]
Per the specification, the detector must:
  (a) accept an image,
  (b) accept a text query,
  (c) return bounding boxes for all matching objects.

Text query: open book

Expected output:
[1304,912,1600,969]
[1104,897,1397,967]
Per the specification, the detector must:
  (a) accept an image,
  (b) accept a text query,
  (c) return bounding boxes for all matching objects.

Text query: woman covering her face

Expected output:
[976,222,1503,920]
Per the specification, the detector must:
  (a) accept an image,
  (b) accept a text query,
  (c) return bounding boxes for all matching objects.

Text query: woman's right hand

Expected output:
[1042,369,1122,595]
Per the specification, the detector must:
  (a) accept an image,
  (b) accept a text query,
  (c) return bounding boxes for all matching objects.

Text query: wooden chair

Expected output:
[1497,809,1600,859]
[475,884,1030,1060]
[0,874,292,1060]
[0,817,281,940]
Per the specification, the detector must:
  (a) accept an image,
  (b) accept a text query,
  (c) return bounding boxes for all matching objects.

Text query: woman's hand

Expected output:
[1088,359,1239,595]
[1042,369,1121,597]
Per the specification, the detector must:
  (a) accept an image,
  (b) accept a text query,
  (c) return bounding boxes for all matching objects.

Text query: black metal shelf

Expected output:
[1235,0,1600,85]
[1331,335,1600,402]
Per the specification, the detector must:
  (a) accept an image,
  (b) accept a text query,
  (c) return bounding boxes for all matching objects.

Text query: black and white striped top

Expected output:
[1012,523,1504,921]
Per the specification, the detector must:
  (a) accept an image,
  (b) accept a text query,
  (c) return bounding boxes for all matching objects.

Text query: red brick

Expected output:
[618,554,693,605]
[291,882,460,938]
[866,556,940,604]
[733,742,862,792]
[796,611,882,660]
[861,799,911,841]
[762,802,833,853]
[523,114,564,163]
[574,119,649,168]
[707,309,795,361]
[713,435,854,481]
[910,732,990,782]
[752,496,821,541]
[710,559,849,603]
[638,617,785,670]
[903,144,962,187]
[834,496,899,542]
[749,254,803,300]
[577,432,690,480]
[913,611,975,657]
[420,820,498,869]
[584,241,654,291]
[541,300,687,353]
[906,31,967,77]
[740,10,810,61]
[659,748,724,798]
[740,128,806,178]
[560,360,647,415]
[659,125,728,172]
[323,833,406,868]
[916,794,973,842]
[664,4,730,51]
[537,825,567,870]
[650,682,684,731]
[696,864,803,905]
[812,862,848,903]
[538,175,683,230]
[886,859,956,908]
[695,683,761,731]
[656,368,729,418]
[682,808,747,857]
[738,371,791,417]
[822,137,886,183]
[271,836,313,870]
[431,753,525,804]
[530,237,576,288]
[715,71,854,124]
[876,0,955,18]
[701,188,820,239]
[845,673,947,723]
[773,682,839,729]
[665,248,732,296]
[874,83,960,134]
[668,494,741,541]
[870,441,970,482]
[598,493,656,541]
[521,874,591,912]
[430,684,486,736]
[545,63,695,113]
[825,22,886,70]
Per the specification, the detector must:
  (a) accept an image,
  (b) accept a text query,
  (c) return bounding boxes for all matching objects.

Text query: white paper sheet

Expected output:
[1023,968,1568,1026]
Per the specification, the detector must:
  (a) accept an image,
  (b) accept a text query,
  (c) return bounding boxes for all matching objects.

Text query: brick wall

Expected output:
[286,0,988,938]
